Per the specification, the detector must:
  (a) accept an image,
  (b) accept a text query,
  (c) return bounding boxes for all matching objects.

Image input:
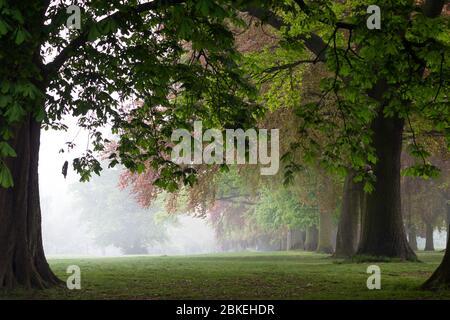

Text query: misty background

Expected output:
[39,123,217,257]
[38,124,447,257]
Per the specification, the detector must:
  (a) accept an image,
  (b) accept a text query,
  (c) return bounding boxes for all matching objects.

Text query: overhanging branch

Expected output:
[242,6,328,62]
[44,0,186,76]
[262,59,318,74]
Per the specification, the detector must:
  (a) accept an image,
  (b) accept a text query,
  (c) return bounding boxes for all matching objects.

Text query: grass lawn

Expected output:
[1,251,450,300]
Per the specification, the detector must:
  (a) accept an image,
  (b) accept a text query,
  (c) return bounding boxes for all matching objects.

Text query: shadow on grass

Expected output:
[332,255,423,264]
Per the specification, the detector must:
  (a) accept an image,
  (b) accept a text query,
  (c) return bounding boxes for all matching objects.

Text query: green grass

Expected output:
[1,251,450,300]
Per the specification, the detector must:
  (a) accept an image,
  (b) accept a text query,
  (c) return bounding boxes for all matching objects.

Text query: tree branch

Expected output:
[216,197,256,206]
[293,0,355,30]
[262,59,318,74]
[44,0,186,76]
[242,6,328,62]
[422,0,447,18]
[293,0,311,14]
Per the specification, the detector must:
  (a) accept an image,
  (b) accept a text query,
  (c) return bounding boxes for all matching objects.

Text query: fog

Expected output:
[39,125,217,257]
[38,122,447,257]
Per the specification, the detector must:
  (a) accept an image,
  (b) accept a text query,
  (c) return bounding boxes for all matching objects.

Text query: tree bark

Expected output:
[289,229,305,250]
[280,234,286,251]
[286,229,292,250]
[424,223,435,251]
[335,170,362,257]
[317,211,334,254]
[331,225,337,251]
[356,112,417,261]
[300,230,306,249]
[408,226,418,251]
[0,115,61,289]
[403,176,418,251]
[305,226,318,251]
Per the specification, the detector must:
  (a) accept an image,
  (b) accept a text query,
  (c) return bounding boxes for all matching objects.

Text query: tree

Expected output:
[335,169,363,257]
[414,179,446,251]
[243,0,449,261]
[401,127,450,252]
[401,135,449,252]
[0,0,260,289]
[402,167,420,251]
[119,0,450,285]
[253,186,319,250]
[315,173,340,253]
[71,167,170,255]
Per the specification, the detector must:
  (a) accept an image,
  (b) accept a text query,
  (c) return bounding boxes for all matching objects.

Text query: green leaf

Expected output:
[10,9,24,24]
[4,103,25,122]
[0,19,10,36]
[88,25,101,41]
[14,28,27,44]
[402,164,440,179]
[0,142,16,157]
[136,163,146,174]
[0,163,14,188]
[363,182,374,194]
[367,153,377,164]
[0,95,11,108]
[1,81,10,94]
[34,107,46,122]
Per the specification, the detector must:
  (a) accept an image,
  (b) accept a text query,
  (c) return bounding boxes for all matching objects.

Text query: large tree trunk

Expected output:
[335,170,362,257]
[356,112,417,261]
[305,226,318,251]
[286,229,292,251]
[408,226,418,251]
[317,211,334,254]
[424,223,435,251]
[0,116,61,289]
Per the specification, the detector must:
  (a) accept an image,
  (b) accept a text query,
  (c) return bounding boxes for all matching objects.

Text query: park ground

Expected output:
[1,251,450,300]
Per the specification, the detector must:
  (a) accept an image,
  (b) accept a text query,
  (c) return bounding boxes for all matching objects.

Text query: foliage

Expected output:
[0,0,265,189]
[253,187,319,231]
[244,0,449,190]
[71,166,172,254]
